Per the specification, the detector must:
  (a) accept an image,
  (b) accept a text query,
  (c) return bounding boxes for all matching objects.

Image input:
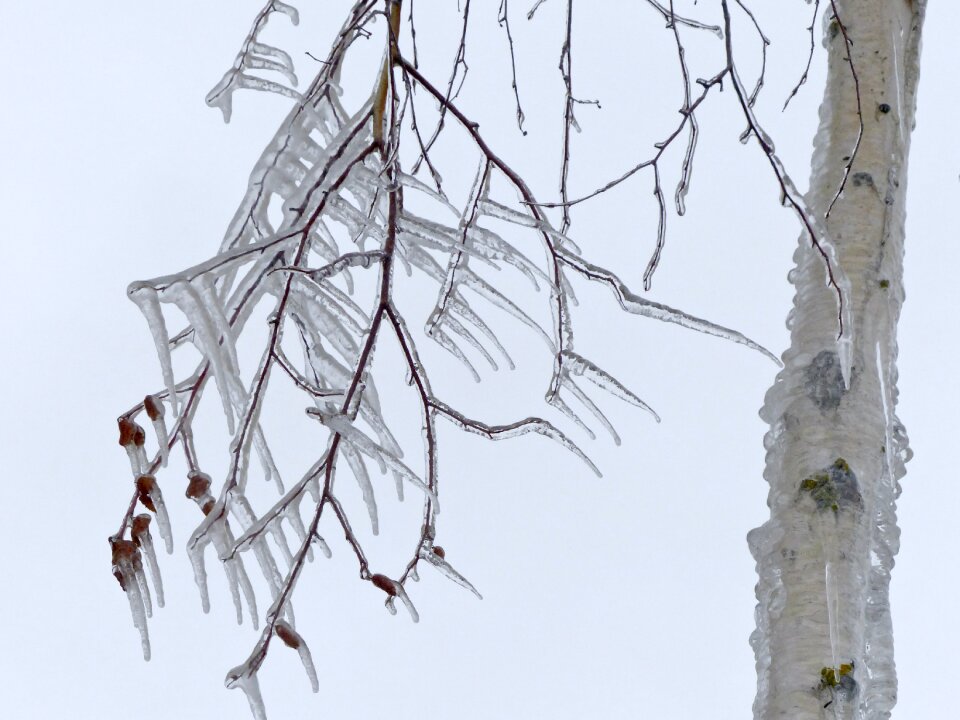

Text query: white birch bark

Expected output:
[749,1,927,718]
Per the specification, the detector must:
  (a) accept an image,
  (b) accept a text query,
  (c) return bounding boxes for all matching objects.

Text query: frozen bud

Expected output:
[145,395,170,467]
[118,417,137,447]
[111,538,139,590]
[370,573,398,596]
[274,620,319,692]
[275,622,301,649]
[433,546,446,559]
[185,471,212,499]
[131,513,165,607]
[136,475,172,553]
[136,475,158,512]
[201,499,215,516]
[131,514,152,544]
[133,425,146,447]
[144,395,164,421]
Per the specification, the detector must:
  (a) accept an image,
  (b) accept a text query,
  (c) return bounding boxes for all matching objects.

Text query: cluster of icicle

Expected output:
[111,1,786,718]
[748,1,926,718]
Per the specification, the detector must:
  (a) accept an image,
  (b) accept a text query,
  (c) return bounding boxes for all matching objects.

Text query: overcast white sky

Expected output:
[1,2,958,719]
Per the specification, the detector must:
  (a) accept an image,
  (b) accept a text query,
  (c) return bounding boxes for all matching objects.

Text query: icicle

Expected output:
[311,533,332,559]
[560,375,620,444]
[419,546,482,599]
[143,395,169,467]
[111,539,151,660]
[128,284,178,416]
[370,574,419,623]
[188,538,212,614]
[131,514,164,608]
[554,247,780,364]
[342,445,378,534]
[563,351,660,422]
[132,549,153,619]
[309,412,439,508]
[197,274,241,380]
[394,584,419,623]
[225,667,267,720]
[275,621,319,692]
[165,280,238,435]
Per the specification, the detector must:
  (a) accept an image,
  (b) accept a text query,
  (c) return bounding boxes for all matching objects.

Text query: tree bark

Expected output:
[749,1,927,718]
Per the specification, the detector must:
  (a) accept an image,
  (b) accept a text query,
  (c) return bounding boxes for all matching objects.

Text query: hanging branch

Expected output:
[108,3,828,719]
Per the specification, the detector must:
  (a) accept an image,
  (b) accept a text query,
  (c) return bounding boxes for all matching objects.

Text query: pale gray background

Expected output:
[1,2,957,719]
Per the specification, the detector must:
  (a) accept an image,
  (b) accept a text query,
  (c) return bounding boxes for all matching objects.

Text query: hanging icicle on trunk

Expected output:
[749,1,926,718]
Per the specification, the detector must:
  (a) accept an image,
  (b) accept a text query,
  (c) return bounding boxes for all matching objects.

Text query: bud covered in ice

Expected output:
[144,394,164,421]
[370,573,398,596]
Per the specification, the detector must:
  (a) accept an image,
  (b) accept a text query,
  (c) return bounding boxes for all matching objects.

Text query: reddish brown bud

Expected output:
[186,472,212,499]
[275,624,301,649]
[118,417,137,447]
[201,499,215,516]
[136,475,157,512]
[111,538,138,564]
[370,573,397,596]
[144,395,164,421]
[133,425,146,447]
[433,546,445,559]
[131,514,151,544]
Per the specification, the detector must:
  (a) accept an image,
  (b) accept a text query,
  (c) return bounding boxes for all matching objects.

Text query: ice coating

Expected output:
[206,0,302,123]
[132,514,165,608]
[274,620,319,692]
[419,546,482,599]
[128,284,179,417]
[749,2,926,718]
[225,666,267,720]
[112,539,151,661]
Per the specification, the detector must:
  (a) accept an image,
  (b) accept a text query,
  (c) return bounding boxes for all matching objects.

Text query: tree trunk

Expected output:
[749,1,927,718]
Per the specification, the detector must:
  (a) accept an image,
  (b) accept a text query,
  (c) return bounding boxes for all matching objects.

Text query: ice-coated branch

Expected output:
[206,0,303,122]
[110,3,828,718]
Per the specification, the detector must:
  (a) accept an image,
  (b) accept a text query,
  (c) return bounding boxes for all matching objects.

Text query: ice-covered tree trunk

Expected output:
[749,1,926,718]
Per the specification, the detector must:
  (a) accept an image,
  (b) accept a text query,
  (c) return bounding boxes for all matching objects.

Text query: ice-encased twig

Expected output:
[555,246,779,364]
[431,398,600,477]
[419,546,482,599]
[225,665,268,720]
[206,0,302,123]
